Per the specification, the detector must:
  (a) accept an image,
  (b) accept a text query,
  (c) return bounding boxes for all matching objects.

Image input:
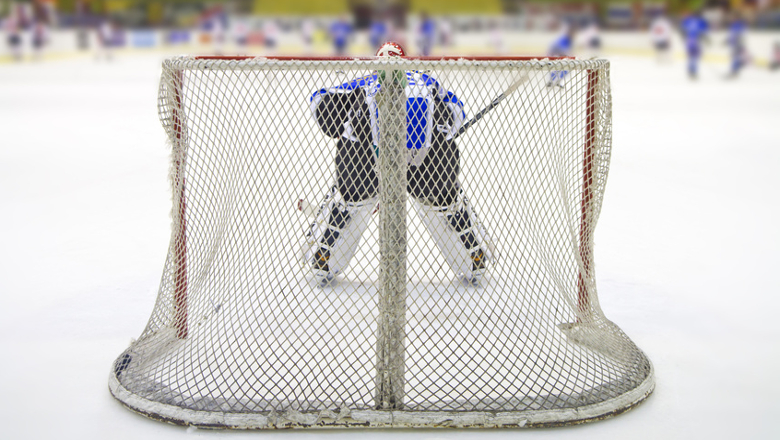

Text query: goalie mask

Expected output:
[375,41,406,57]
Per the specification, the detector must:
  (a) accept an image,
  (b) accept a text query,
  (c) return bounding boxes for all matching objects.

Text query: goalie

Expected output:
[304,42,492,286]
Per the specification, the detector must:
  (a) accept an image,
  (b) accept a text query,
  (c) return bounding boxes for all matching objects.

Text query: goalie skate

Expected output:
[312,248,335,286]
[465,248,487,286]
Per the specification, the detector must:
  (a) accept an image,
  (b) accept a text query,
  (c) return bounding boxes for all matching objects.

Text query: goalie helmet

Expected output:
[375,41,406,57]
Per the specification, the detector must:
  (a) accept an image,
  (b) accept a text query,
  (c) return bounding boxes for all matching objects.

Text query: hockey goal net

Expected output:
[109,55,653,428]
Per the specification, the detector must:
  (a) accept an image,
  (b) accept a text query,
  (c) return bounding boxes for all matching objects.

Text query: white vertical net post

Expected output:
[374,66,408,410]
[109,56,654,429]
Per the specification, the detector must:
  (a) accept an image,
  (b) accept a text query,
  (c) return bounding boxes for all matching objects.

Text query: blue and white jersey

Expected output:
[418,18,436,56]
[548,33,573,57]
[310,71,466,166]
[420,18,436,40]
[330,20,352,46]
[681,15,708,49]
[726,19,746,50]
[368,21,387,48]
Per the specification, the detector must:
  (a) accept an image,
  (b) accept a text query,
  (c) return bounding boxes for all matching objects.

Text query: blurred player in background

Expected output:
[96,16,115,61]
[578,18,601,58]
[725,13,748,78]
[233,18,249,51]
[301,18,315,55]
[680,10,709,79]
[649,12,674,64]
[305,42,491,286]
[771,41,780,71]
[330,15,352,56]
[263,19,279,55]
[488,18,505,55]
[439,17,453,50]
[369,16,388,49]
[31,21,48,60]
[30,0,52,61]
[546,22,574,88]
[4,5,24,62]
[417,11,436,56]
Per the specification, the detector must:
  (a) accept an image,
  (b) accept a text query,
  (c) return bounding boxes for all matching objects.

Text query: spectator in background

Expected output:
[649,12,674,64]
[680,10,709,80]
[330,15,352,56]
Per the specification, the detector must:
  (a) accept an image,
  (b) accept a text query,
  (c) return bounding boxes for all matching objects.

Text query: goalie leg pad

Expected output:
[304,192,376,277]
[412,192,494,280]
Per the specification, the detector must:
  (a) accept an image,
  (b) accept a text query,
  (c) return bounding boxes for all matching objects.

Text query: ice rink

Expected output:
[1,41,779,439]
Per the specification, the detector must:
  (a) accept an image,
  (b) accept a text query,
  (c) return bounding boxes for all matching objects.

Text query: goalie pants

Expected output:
[335,136,460,207]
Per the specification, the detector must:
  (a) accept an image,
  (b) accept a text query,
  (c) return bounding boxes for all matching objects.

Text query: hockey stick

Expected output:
[451,74,529,141]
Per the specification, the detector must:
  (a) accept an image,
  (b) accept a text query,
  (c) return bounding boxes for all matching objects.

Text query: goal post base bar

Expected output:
[108,366,654,430]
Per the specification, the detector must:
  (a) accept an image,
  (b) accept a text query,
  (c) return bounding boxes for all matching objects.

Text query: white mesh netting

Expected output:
[109,56,653,429]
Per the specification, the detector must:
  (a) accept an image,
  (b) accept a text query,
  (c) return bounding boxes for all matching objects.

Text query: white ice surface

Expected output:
[1,49,779,440]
